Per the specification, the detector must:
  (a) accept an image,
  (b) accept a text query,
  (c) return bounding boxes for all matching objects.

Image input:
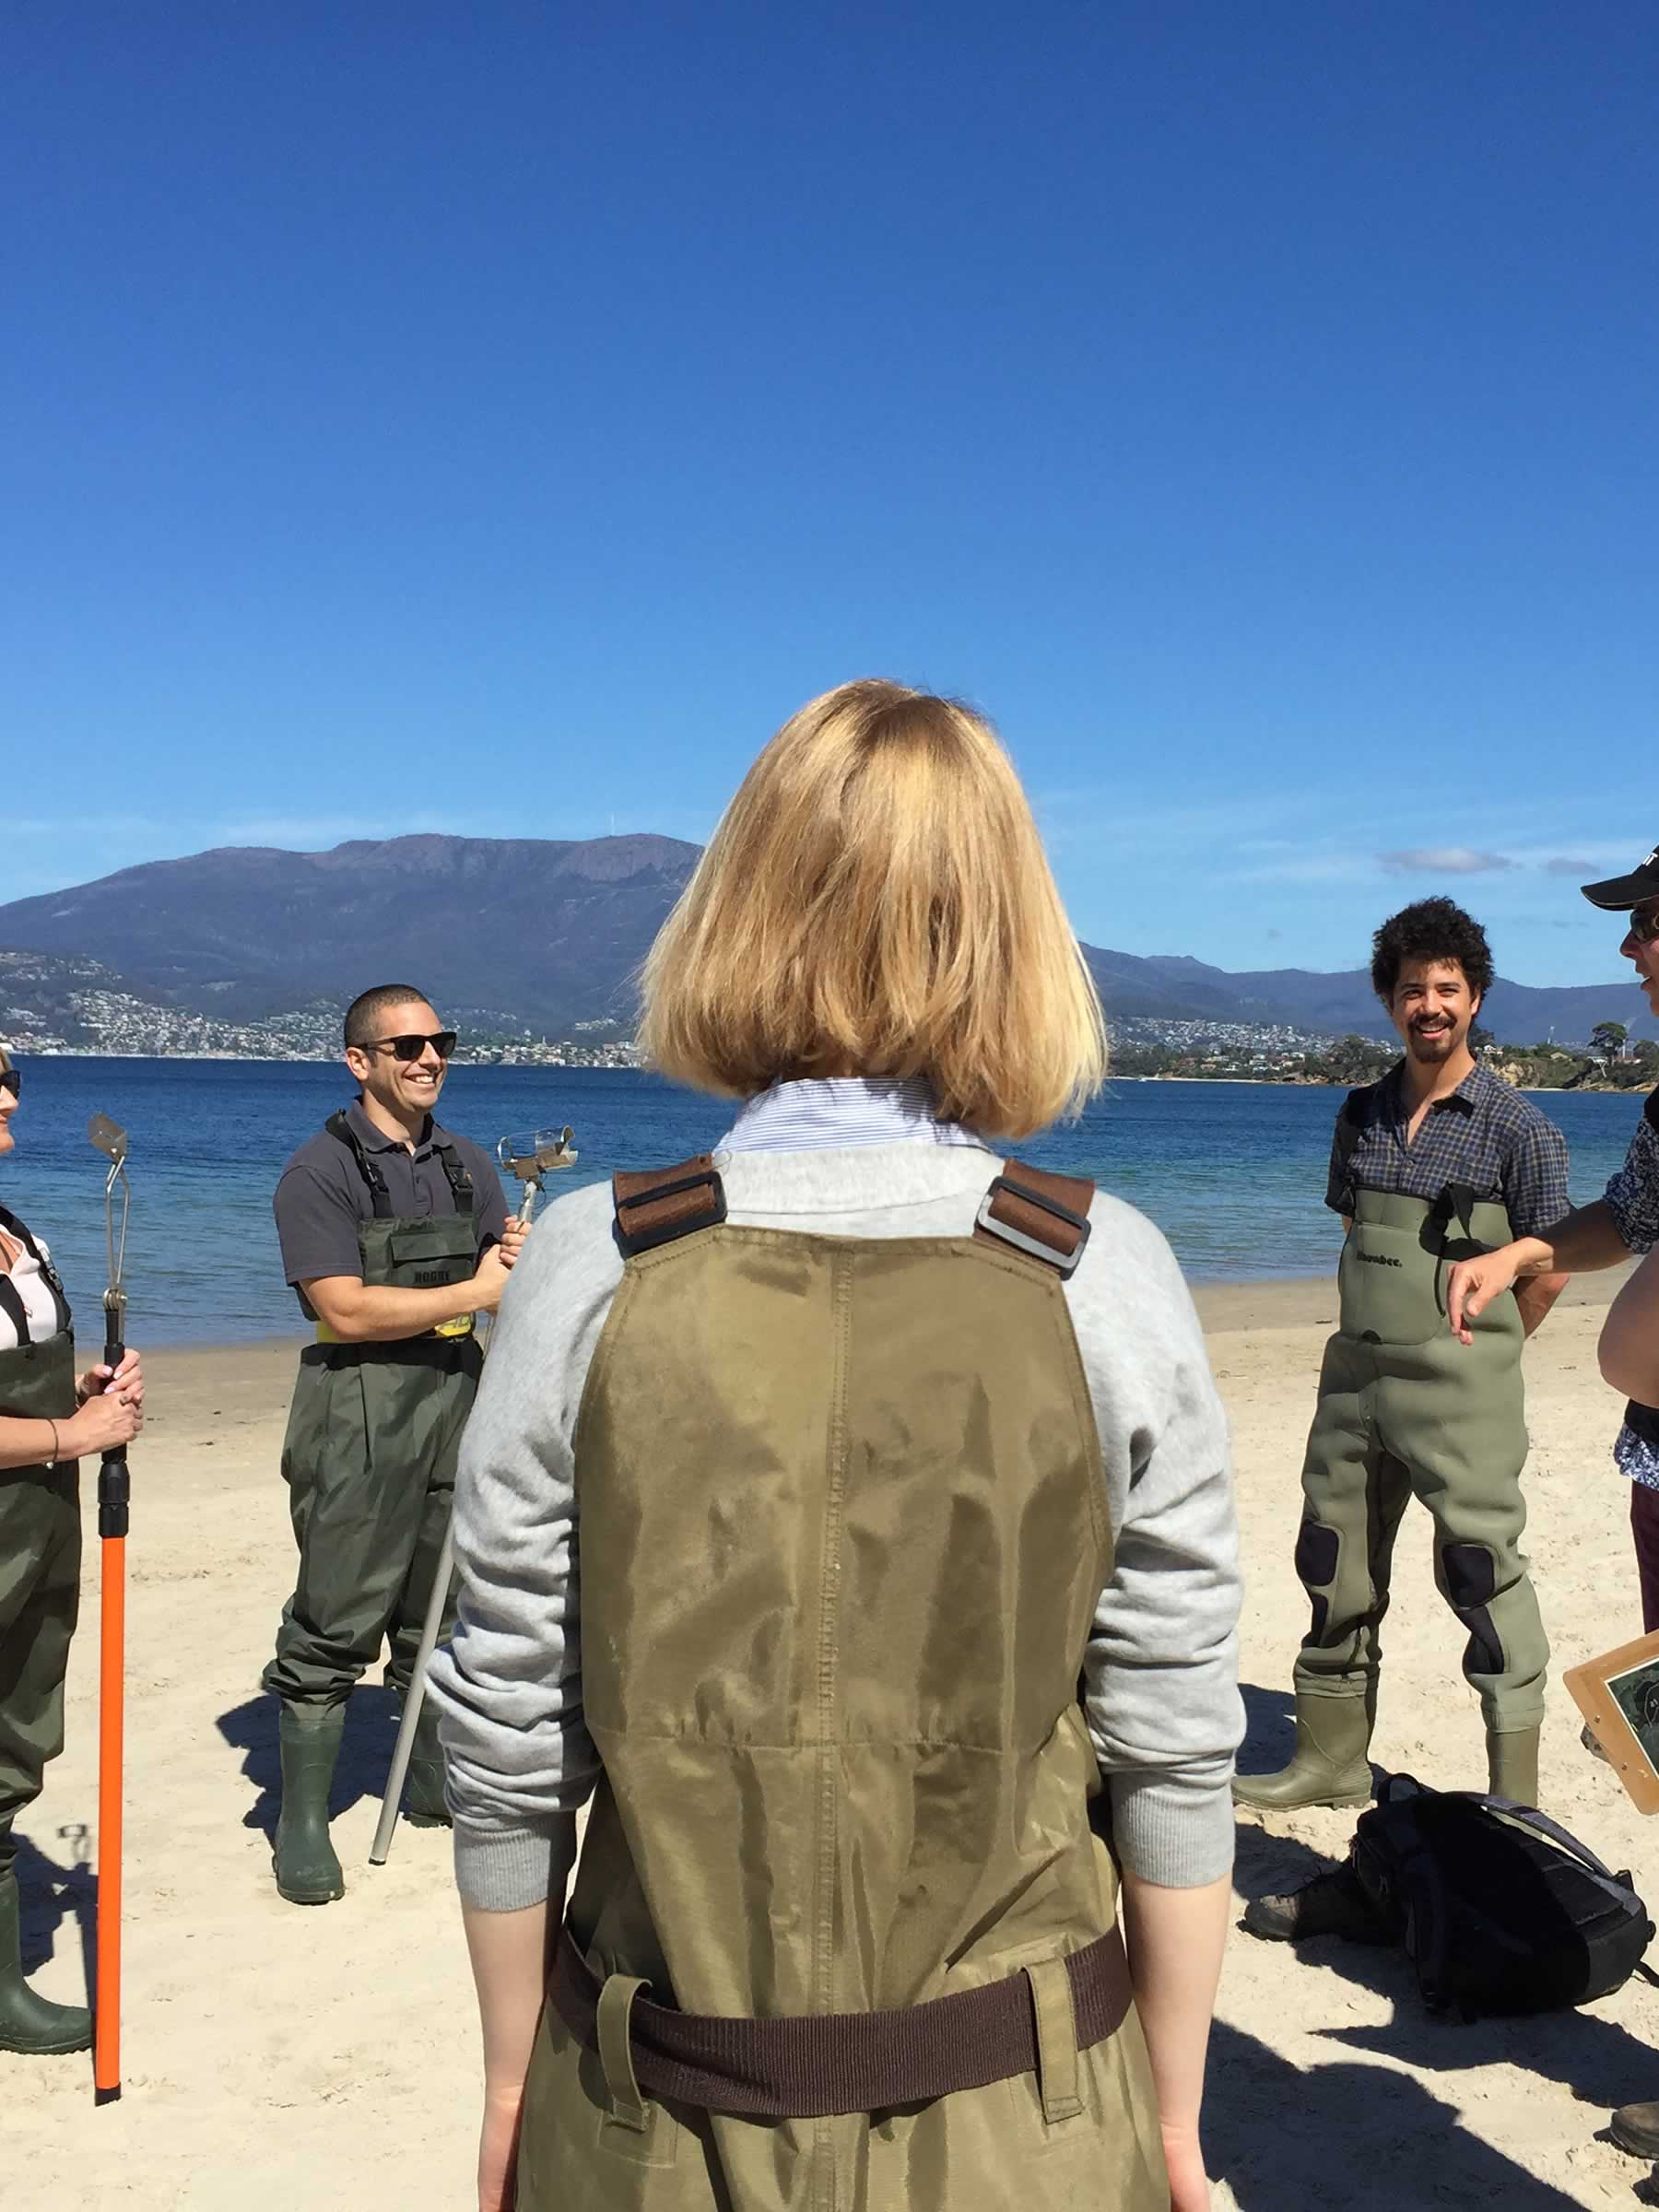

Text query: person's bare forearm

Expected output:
[304,1276,480,1343]
[1120,1869,1230,2137]
[1516,1274,1568,1337]
[462,1819,580,2095]
[1511,1201,1630,1278]
[0,1413,65,1470]
[465,1898,553,2097]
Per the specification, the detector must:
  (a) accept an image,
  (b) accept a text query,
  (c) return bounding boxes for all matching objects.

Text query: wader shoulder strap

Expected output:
[325,1111,394,1218]
[1430,1181,1487,1241]
[1646,1088,1659,1135]
[429,1131,476,1214]
[974,1162,1094,1276]
[0,1205,71,1338]
[613,1156,727,1257]
[1331,1087,1371,1215]
[0,1274,31,1345]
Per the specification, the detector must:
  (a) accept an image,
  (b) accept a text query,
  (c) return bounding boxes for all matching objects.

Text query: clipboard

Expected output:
[1565,1629,1659,1815]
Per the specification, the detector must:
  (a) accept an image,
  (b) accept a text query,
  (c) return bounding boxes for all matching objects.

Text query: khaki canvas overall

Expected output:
[265,1121,482,1711]
[0,1209,79,1876]
[1292,1184,1547,1733]
[517,1192,1168,2211]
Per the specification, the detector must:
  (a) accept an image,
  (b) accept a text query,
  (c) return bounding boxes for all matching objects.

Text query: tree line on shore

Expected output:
[1112,1021,1657,1090]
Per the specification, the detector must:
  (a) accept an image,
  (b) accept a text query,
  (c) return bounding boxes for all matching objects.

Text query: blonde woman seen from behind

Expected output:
[429,681,1243,2212]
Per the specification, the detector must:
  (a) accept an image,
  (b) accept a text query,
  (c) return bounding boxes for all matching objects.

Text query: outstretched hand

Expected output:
[1445,1248,1522,1345]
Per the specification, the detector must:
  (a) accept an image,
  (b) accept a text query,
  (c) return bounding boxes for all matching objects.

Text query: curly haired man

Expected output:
[1237,899,1569,1925]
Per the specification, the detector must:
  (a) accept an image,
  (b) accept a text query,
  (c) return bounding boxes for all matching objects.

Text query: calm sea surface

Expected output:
[3,1057,1643,1345]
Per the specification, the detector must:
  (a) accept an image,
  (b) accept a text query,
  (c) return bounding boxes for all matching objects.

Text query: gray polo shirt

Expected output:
[274,1099,509,1317]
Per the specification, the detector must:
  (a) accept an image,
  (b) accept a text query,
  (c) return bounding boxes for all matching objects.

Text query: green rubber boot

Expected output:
[1233,1691,1374,1812]
[0,1869,91,2055]
[1488,1724,1540,1808]
[398,1703,452,1830]
[273,1703,346,1905]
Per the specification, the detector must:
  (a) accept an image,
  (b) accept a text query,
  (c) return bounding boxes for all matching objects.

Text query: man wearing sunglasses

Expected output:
[263,983,516,1905]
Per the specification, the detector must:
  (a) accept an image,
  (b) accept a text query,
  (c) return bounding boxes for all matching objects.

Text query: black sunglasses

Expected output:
[369,1031,457,1063]
[1630,911,1659,947]
[0,1068,17,1099]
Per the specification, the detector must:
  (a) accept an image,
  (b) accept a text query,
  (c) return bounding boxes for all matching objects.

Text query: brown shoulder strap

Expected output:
[613,1154,727,1258]
[973,1160,1094,1276]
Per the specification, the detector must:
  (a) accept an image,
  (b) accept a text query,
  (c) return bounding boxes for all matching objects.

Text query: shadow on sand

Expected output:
[215,1685,402,1841]
[12,1828,96,1998]
[1220,1753,1659,2206]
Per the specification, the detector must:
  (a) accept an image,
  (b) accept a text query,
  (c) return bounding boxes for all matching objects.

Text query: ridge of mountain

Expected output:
[0,834,1649,1045]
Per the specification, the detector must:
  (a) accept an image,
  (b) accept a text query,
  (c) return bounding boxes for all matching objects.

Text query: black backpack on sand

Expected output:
[1348,1774,1655,2019]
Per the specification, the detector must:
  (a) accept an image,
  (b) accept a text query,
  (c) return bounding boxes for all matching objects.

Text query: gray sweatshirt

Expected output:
[429,1107,1243,1913]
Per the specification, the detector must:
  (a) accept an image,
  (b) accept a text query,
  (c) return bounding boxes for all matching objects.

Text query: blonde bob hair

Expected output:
[639,680,1107,1140]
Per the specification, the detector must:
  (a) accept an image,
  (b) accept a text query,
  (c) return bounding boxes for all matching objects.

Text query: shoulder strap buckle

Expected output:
[973,1162,1094,1276]
[613,1155,727,1258]
[429,1132,476,1212]
[326,1110,393,1217]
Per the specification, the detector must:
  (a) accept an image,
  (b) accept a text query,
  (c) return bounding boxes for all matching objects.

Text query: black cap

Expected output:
[1582,846,1659,911]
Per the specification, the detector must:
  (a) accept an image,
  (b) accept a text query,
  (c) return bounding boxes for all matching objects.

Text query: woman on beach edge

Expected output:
[429,680,1243,2210]
[0,1043,143,2054]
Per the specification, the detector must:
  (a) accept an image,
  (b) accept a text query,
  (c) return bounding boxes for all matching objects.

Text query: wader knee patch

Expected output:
[1441,1543,1497,1611]
[1023,1957,1084,2124]
[1460,1608,1505,1681]
[1296,1522,1340,1590]
[596,1972,651,2132]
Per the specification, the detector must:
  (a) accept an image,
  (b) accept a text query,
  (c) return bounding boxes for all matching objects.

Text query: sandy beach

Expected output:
[12,1274,1659,2210]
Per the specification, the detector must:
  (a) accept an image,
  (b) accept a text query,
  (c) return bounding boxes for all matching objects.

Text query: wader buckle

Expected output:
[613,1157,728,1257]
[975,1171,1092,1277]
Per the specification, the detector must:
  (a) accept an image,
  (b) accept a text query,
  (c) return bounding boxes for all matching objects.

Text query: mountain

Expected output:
[1078,949,1654,1043]
[0,834,701,1034]
[0,833,1648,1046]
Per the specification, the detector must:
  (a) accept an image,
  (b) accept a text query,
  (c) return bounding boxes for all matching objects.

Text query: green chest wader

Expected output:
[0,1208,80,1868]
[1291,1181,1548,1734]
[516,1158,1170,2212]
[263,1115,484,1712]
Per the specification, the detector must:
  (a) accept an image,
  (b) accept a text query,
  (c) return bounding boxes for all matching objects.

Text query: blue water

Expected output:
[2,1058,1642,1344]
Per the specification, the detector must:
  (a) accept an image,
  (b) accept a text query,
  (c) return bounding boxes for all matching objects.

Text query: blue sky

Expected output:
[5,3,1655,986]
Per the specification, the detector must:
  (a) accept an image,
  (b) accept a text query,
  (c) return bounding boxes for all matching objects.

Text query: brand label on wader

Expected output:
[413,1267,453,1286]
[1358,1252,1403,1268]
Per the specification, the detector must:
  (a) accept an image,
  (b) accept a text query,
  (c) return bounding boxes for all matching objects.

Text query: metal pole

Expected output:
[88,1115,130,2104]
[369,1178,544,1866]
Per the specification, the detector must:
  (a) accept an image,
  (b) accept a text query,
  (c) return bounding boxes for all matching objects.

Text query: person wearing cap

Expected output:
[263,985,516,1907]
[1450,849,1659,1630]
[1447,847,1659,2168]
[0,1046,144,2053]
[1235,898,1569,1885]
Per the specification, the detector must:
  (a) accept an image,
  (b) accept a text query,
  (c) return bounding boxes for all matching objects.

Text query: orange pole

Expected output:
[94,1528,125,2099]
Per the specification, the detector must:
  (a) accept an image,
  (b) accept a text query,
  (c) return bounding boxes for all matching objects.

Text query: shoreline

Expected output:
[138,1258,1638,1370]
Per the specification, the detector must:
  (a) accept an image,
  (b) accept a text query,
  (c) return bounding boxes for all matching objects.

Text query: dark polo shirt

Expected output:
[274,1098,509,1315]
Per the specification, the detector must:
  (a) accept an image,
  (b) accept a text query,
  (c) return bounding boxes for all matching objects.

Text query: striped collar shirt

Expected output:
[717,1077,978,1155]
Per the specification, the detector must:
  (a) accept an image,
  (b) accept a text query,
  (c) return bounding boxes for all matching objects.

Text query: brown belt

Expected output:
[549,1922,1125,2119]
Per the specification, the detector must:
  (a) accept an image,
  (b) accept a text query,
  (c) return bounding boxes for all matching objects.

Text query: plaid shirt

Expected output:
[1324,1061,1570,1239]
